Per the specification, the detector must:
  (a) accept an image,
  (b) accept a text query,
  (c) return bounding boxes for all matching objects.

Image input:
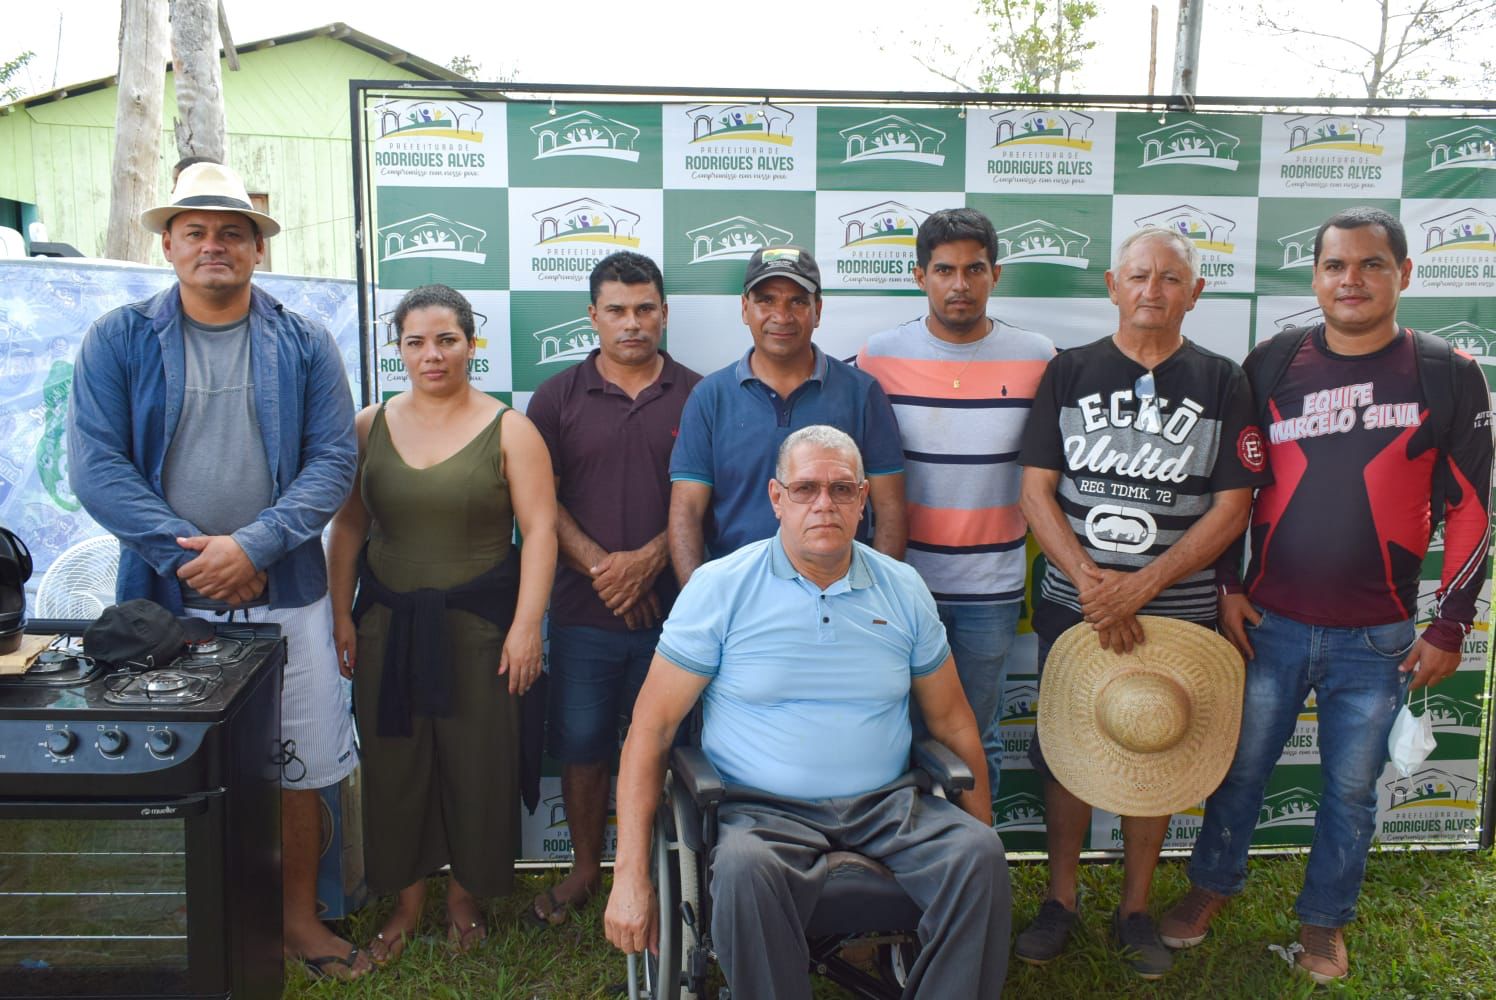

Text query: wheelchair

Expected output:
[625,738,975,1000]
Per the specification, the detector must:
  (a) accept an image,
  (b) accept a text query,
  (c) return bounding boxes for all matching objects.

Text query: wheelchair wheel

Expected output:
[638,784,699,1000]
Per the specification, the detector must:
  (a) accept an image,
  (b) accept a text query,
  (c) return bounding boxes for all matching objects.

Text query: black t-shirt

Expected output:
[1020,336,1269,641]
[1240,327,1492,646]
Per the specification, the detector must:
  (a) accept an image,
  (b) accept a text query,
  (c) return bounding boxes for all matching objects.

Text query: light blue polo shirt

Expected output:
[657,533,950,800]
[668,345,905,559]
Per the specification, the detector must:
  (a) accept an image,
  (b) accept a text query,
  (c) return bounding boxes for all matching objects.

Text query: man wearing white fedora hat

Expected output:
[69,162,365,978]
[1014,226,1267,978]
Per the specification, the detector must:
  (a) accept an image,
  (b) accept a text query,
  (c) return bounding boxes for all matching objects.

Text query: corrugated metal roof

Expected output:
[1,21,460,111]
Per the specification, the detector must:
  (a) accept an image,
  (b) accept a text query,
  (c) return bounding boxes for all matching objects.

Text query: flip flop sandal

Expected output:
[301,947,369,981]
[448,918,487,954]
[528,884,596,927]
[367,927,414,968]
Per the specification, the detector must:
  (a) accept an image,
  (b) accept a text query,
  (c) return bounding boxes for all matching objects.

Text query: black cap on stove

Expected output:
[83,599,186,669]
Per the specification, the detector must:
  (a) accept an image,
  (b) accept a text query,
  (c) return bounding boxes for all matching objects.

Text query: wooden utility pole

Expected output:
[104,0,168,263]
[169,0,226,161]
[1148,5,1159,98]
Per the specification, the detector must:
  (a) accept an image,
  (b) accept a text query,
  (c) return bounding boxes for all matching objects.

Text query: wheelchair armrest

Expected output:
[912,738,975,796]
[670,745,726,808]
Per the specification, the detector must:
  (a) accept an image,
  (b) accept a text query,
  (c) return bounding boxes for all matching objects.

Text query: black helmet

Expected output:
[0,527,32,655]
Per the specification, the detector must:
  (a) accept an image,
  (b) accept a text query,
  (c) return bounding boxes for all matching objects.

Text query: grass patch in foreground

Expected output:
[287,848,1496,998]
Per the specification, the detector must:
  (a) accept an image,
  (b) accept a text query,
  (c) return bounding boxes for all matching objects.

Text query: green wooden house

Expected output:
[0,23,459,277]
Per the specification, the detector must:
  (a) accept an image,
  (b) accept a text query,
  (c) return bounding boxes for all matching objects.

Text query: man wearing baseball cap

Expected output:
[668,245,906,582]
[68,162,365,978]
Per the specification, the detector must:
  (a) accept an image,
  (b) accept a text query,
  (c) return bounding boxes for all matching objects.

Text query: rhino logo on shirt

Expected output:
[1084,505,1156,554]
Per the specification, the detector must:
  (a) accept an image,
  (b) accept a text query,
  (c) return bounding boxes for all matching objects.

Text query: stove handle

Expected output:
[0,793,217,819]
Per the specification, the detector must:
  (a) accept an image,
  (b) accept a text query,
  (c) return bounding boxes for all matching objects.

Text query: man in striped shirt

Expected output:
[858,207,1054,803]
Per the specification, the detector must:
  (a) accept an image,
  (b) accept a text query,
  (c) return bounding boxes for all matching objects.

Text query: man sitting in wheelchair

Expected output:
[606,424,1012,998]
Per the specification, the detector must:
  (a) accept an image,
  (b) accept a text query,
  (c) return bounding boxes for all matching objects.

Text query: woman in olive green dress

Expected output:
[327,285,556,963]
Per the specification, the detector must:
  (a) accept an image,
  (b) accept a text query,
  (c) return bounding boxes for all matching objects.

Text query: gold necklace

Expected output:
[950,336,985,389]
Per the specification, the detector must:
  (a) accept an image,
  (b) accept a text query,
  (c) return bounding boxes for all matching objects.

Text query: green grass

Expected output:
[286,848,1496,998]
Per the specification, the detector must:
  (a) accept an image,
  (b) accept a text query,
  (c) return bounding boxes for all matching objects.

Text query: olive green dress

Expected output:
[353,404,520,897]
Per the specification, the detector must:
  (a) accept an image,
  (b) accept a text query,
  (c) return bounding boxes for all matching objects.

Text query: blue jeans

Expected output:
[934,601,1021,804]
[1188,608,1415,927]
[545,624,662,764]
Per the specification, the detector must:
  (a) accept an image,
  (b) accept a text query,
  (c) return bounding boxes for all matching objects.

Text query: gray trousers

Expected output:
[710,782,1011,999]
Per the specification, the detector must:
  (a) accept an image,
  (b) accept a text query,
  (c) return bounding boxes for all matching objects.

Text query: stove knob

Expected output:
[45,730,77,757]
[98,729,127,757]
[147,729,177,756]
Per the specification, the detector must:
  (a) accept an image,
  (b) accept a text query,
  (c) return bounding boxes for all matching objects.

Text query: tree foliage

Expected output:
[1,50,35,104]
[903,0,1098,93]
[1252,0,1496,101]
[447,54,518,83]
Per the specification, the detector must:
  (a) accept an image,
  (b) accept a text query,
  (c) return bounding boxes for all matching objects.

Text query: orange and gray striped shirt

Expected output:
[858,316,1054,603]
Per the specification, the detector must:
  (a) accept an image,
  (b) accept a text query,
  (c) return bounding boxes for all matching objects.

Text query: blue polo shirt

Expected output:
[668,346,904,558]
[657,534,950,800]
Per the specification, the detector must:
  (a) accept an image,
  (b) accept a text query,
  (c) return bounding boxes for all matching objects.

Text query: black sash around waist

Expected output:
[352,546,520,739]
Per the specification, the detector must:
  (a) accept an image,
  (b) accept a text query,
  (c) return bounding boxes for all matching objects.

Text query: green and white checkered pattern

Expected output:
[362,96,1496,855]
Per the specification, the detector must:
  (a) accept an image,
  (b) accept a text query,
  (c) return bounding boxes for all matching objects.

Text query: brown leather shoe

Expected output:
[1296,924,1348,983]
[1158,886,1228,949]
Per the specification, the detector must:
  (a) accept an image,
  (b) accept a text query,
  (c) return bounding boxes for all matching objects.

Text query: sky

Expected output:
[4,0,1490,107]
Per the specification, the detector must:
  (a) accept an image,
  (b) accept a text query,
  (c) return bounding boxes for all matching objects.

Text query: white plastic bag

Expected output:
[1387,688,1436,778]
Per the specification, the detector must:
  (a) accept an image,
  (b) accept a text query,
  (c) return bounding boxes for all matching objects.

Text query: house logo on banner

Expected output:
[374,99,485,140]
[1409,203,1496,293]
[532,197,641,249]
[1426,124,1496,172]
[1126,200,1253,291]
[1261,114,1401,197]
[509,188,663,292]
[378,214,487,264]
[370,98,505,186]
[838,115,947,165]
[1381,766,1479,841]
[532,315,599,367]
[686,217,794,264]
[998,680,1038,766]
[993,792,1047,835]
[1258,786,1320,830]
[1428,321,1496,393]
[666,103,815,186]
[817,193,942,290]
[970,109,1114,193]
[529,110,641,162]
[1276,227,1318,269]
[996,219,1092,268]
[1137,121,1241,171]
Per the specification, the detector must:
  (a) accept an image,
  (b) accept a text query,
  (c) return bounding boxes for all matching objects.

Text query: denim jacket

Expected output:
[67,284,357,612]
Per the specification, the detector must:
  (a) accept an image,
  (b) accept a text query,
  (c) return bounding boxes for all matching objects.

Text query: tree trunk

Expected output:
[104,0,168,264]
[169,0,227,161]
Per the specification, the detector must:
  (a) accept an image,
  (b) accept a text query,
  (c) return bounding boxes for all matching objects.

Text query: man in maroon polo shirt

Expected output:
[525,251,702,925]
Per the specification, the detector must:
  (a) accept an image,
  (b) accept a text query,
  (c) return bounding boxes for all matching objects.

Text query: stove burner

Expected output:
[186,636,223,655]
[173,636,251,670]
[102,668,217,706]
[28,650,75,674]
[142,671,192,693]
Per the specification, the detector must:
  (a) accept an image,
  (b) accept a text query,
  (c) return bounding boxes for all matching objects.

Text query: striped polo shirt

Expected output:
[858,316,1054,603]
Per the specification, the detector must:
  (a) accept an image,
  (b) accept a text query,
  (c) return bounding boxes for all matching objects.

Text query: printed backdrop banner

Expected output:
[357,94,1496,859]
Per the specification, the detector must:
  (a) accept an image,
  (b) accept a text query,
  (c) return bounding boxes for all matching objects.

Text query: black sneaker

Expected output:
[1014,899,1079,965]
[1111,909,1174,980]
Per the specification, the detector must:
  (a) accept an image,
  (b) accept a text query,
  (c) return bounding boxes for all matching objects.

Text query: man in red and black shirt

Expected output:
[1161,208,1493,983]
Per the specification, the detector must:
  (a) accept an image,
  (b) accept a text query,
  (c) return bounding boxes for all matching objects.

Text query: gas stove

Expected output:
[0,619,283,799]
[0,617,284,999]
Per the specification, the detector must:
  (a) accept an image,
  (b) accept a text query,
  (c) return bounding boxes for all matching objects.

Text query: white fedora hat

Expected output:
[140,161,280,237]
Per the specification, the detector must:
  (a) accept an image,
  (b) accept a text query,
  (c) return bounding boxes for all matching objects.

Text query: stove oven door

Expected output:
[0,792,277,1000]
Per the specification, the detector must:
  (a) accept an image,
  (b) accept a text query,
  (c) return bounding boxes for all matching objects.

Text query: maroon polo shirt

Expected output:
[528,348,701,631]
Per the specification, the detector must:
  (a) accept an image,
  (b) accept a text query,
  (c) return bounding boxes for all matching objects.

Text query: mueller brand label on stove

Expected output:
[139,804,178,816]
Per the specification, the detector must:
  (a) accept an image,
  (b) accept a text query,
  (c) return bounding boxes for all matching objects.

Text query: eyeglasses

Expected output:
[776,479,865,504]
[1134,370,1162,434]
